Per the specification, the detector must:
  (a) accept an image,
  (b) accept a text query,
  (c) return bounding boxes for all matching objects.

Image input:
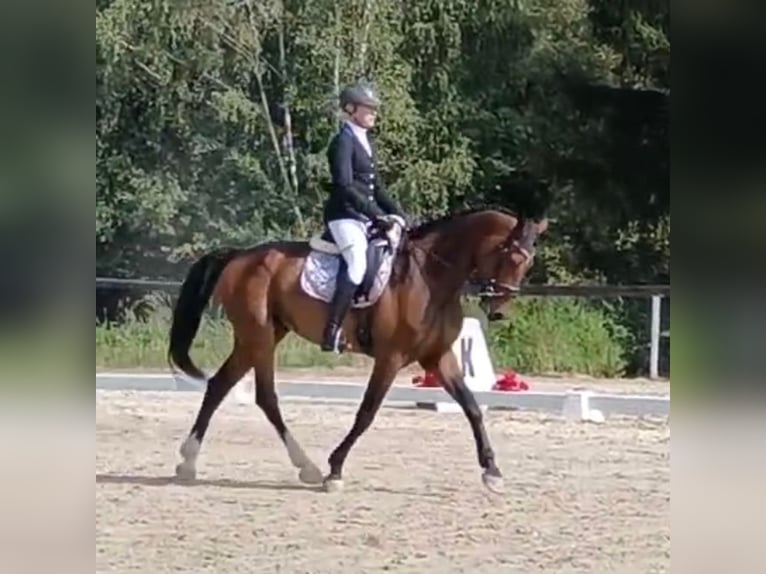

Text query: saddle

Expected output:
[300,216,405,309]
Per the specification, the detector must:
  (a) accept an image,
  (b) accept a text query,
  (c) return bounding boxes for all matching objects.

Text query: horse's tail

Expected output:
[167,248,240,381]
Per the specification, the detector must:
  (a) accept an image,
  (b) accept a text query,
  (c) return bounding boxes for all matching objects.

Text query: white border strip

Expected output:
[96,373,669,419]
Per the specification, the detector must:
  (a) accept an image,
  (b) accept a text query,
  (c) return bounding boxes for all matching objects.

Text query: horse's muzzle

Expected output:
[487,310,506,322]
[478,281,519,322]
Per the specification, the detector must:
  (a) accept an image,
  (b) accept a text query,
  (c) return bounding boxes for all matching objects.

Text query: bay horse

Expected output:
[167,208,547,493]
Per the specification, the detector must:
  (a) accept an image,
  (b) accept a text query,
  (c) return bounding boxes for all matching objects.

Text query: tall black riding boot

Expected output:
[320,269,358,352]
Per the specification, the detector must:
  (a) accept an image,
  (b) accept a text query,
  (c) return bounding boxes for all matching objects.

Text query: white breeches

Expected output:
[327,219,369,285]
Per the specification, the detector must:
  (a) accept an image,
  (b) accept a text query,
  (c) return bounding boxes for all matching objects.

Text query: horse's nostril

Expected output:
[488,311,505,322]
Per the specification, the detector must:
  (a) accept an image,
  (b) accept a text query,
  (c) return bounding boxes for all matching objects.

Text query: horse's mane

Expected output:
[407,206,519,240]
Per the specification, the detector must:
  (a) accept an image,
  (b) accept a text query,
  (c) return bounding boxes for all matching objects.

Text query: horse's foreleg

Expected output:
[425,351,504,494]
[324,355,402,492]
[175,343,250,480]
[253,323,324,485]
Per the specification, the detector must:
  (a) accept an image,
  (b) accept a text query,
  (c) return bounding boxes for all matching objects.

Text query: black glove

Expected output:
[373,216,395,232]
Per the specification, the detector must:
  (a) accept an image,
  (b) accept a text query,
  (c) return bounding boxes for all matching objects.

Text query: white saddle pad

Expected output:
[300,222,404,308]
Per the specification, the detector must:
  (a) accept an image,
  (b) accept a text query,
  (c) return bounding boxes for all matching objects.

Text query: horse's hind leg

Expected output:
[175,343,250,480]
[253,323,324,485]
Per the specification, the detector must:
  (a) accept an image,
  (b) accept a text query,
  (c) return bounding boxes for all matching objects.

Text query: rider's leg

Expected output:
[321,219,369,352]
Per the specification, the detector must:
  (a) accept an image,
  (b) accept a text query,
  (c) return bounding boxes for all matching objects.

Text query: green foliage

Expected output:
[96,295,627,377]
[488,298,630,377]
[95,294,369,371]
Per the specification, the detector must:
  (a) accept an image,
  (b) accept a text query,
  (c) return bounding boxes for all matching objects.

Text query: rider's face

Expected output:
[351,104,377,129]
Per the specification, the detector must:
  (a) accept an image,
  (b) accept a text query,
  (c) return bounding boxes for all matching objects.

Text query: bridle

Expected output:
[471,236,535,298]
[402,219,536,298]
[469,221,535,299]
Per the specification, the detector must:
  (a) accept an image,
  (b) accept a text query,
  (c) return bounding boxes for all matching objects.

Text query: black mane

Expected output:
[408,206,518,239]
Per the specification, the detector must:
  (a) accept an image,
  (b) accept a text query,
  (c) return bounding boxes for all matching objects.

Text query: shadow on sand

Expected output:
[96,473,322,492]
[95,472,448,498]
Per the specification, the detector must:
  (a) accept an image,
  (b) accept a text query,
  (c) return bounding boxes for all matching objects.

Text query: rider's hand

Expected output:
[388,214,411,230]
[374,216,395,232]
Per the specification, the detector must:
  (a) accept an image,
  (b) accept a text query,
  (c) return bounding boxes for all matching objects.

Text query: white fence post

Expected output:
[649,294,662,379]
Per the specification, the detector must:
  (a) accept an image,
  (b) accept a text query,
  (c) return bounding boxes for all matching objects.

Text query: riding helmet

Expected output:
[339,83,381,110]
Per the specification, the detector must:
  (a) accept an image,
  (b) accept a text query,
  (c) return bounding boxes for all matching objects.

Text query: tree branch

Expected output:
[278,2,299,196]
[246,1,304,230]
[358,0,374,73]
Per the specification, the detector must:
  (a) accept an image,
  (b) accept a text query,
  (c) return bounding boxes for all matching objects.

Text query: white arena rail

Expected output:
[95,372,669,421]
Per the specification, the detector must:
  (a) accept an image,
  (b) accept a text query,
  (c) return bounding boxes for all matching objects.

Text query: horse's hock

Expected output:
[96,390,670,574]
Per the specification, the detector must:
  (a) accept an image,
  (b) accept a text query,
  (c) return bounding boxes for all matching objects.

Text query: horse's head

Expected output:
[471,214,548,321]
[406,208,548,320]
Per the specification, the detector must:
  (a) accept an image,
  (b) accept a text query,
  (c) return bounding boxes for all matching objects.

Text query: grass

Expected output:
[96,293,629,378]
[96,293,370,372]
[486,297,629,377]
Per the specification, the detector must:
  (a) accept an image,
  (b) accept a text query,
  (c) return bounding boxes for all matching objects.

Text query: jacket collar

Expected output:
[343,120,374,158]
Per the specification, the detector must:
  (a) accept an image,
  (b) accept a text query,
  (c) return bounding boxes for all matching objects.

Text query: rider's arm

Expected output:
[374,175,406,219]
[329,134,386,219]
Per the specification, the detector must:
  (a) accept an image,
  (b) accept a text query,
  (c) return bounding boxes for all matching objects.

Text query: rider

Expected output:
[320,82,408,352]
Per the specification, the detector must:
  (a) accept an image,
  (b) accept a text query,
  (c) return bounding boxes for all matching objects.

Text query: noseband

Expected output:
[471,230,536,298]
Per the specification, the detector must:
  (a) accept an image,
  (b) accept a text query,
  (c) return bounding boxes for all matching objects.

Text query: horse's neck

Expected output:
[412,223,481,288]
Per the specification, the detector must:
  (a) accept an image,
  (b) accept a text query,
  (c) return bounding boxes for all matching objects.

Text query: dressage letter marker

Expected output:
[424,318,497,414]
[460,336,476,378]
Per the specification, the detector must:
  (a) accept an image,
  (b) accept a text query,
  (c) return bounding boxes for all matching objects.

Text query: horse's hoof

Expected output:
[175,462,197,481]
[298,464,324,485]
[482,470,505,494]
[323,476,344,493]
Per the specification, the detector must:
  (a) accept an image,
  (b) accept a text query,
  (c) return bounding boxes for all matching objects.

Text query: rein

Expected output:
[406,240,454,271]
